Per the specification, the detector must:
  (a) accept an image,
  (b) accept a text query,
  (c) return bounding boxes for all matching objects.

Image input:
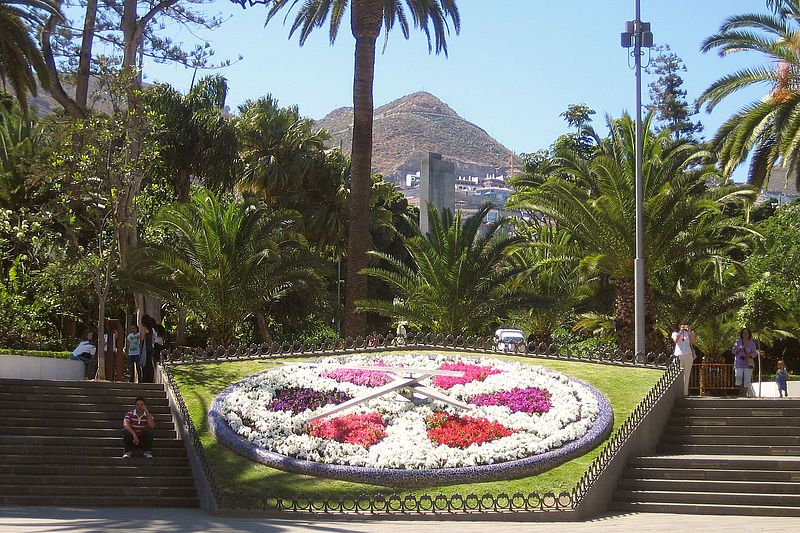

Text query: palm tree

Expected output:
[698,1,800,191]
[507,223,590,344]
[125,189,325,345]
[357,203,541,336]
[237,95,329,199]
[0,0,58,111]
[508,113,755,351]
[236,0,461,337]
[0,96,42,208]
[143,75,238,203]
[237,95,350,254]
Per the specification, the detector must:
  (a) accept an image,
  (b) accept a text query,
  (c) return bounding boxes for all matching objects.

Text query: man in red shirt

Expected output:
[122,397,156,458]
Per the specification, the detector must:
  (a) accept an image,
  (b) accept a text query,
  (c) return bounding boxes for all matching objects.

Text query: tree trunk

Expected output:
[40,3,87,119]
[255,313,273,344]
[343,0,383,338]
[614,278,660,353]
[177,168,191,203]
[76,0,98,109]
[175,309,187,345]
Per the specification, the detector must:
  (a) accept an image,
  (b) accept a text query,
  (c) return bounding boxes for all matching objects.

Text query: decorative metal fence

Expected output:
[165,332,672,368]
[572,357,682,507]
[162,335,677,515]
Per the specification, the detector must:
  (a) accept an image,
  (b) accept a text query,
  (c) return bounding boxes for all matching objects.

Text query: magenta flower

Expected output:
[432,362,502,389]
[470,387,551,414]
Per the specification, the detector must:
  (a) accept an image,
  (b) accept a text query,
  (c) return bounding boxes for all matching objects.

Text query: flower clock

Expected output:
[209,353,613,487]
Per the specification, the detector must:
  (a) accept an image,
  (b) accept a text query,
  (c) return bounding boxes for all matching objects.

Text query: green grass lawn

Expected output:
[171,351,662,505]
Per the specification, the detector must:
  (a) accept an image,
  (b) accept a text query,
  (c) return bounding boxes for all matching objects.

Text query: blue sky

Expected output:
[145,1,764,166]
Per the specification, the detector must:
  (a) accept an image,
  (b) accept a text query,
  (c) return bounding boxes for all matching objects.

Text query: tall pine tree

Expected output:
[646,45,702,139]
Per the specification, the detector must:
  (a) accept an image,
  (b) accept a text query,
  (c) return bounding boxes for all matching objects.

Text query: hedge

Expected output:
[0,348,72,359]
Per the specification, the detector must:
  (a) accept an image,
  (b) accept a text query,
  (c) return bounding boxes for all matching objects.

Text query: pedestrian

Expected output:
[732,328,758,397]
[776,360,790,398]
[152,324,166,366]
[395,321,407,346]
[126,324,141,383]
[140,315,156,383]
[122,396,156,458]
[70,330,97,380]
[671,321,696,396]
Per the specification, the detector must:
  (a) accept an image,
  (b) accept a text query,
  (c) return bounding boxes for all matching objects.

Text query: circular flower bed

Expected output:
[209,353,613,487]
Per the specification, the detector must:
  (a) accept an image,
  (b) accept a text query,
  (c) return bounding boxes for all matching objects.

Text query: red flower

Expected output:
[425,413,514,448]
[309,412,387,448]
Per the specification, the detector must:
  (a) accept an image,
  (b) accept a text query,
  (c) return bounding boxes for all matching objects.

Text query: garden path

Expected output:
[0,507,797,532]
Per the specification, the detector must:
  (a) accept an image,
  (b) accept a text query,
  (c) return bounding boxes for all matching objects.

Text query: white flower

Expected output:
[216,353,605,469]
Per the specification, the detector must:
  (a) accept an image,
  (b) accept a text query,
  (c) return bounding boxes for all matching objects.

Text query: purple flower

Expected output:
[469,387,551,414]
[268,387,352,415]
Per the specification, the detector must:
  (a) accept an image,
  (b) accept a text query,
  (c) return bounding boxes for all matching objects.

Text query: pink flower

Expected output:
[322,368,394,387]
[432,362,502,389]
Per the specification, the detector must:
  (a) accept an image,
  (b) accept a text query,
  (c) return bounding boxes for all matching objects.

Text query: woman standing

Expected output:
[671,321,696,396]
[733,328,758,397]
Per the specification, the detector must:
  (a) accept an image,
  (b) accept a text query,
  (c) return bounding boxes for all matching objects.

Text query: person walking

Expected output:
[733,328,758,397]
[671,321,696,396]
[126,324,141,383]
[137,315,156,384]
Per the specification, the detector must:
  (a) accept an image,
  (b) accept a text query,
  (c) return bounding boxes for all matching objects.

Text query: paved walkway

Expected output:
[1,507,799,533]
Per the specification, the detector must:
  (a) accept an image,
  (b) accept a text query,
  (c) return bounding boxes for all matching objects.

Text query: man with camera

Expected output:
[672,321,696,395]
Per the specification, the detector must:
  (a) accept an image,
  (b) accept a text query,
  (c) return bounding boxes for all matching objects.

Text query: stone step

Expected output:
[0,444,186,457]
[0,384,167,405]
[629,455,800,470]
[0,416,175,435]
[0,401,172,414]
[1,426,177,438]
[609,501,800,517]
[0,483,196,498]
[0,409,170,422]
[0,378,164,390]
[661,434,800,446]
[657,444,800,456]
[669,416,800,427]
[618,478,800,494]
[664,425,799,436]
[676,398,800,408]
[0,435,185,448]
[0,494,199,507]
[673,407,800,417]
[0,454,191,467]
[1,463,191,477]
[623,467,800,482]
[0,474,194,487]
[613,489,800,507]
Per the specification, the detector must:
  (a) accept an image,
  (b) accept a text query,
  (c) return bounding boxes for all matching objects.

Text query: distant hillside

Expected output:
[315,92,519,184]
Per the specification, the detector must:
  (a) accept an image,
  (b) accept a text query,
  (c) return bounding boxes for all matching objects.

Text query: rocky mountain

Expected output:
[315,92,519,184]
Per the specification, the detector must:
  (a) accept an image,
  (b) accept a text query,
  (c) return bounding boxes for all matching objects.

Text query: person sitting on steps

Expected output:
[122,396,156,458]
[70,330,97,380]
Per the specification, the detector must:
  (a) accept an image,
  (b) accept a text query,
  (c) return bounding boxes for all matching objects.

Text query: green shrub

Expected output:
[0,348,72,359]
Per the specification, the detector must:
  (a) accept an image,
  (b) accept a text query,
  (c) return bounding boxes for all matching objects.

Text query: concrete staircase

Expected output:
[0,378,198,507]
[611,397,800,516]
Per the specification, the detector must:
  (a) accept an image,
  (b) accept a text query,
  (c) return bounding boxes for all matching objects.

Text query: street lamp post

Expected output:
[621,2,653,359]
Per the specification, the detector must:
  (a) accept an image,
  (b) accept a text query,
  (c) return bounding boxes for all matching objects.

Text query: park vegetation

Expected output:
[1,0,799,371]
